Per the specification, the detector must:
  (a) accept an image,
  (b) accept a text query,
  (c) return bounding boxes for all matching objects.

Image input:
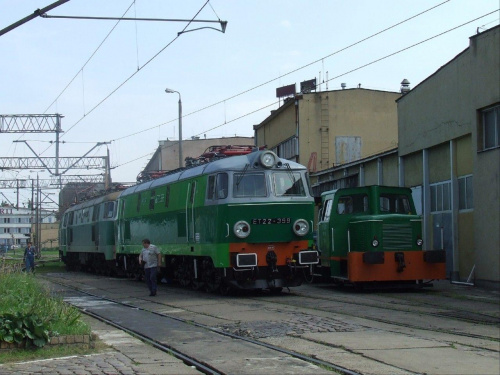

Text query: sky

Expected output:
[0,0,498,209]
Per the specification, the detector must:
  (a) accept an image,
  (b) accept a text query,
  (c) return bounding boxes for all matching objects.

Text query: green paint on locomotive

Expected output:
[318,185,422,278]
[60,150,317,289]
[59,192,120,262]
[117,173,315,268]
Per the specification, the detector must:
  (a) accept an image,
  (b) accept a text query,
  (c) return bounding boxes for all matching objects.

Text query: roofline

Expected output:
[255,87,400,131]
[311,147,398,180]
[397,24,500,103]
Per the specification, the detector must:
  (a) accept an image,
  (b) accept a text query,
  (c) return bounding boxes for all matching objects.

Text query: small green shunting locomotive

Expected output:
[315,185,446,287]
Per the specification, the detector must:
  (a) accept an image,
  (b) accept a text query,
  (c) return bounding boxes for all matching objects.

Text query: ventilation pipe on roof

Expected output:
[400,79,411,94]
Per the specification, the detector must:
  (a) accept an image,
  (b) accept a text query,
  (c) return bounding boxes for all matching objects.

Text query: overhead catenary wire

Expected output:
[53,1,210,139]
[42,1,137,114]
[110,9,499,170]
[50,0,453,148]
[6,3,498,180]
[39,0,454,163]
[111,7,498,154]
[109,0,455,144]
[37,0,212,157]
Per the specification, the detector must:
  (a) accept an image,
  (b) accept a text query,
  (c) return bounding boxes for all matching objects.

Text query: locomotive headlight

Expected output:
[293,219,309,236]
[372,239,379,247]
[416,238,423,246]
[234,221,251,238]
[259,151,277,168]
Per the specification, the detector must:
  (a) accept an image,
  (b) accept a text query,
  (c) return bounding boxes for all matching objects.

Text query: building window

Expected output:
[481,105,499,150]
[430,181,451,213]
[458,175,473,210]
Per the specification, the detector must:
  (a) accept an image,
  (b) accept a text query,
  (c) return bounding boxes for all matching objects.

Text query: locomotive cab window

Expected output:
[104,202,116,219]
[338,194,368,214]
[149,190,156,210]
[207,173,228,200]
[233,173,267,197]
[379,194,412,214]
[136,193,141,212]
[321,199,333,221]
[273,172,306,197]
[62,213,68,227]
[92,205,100,221]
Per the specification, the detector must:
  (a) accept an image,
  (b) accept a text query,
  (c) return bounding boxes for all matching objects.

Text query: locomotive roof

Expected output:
[121,150,307,197]
[64,191,122,212]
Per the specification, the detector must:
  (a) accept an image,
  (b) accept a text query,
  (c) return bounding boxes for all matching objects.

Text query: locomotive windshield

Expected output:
[233,173,267,197]
[379,194,412,214]
[273,172,306,197]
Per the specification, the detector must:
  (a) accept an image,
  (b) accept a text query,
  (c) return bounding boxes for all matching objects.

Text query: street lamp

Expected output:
[165,88,183,168]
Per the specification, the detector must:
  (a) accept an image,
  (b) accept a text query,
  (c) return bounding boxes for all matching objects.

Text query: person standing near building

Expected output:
[138,239,161,296]
[24,242,36,272]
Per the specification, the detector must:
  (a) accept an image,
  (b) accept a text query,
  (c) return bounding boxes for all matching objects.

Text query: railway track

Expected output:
[46,275,362,375]
[265,283,500,344]
[42,272,500,375]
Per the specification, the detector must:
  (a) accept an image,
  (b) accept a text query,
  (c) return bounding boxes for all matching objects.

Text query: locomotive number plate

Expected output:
[252,218,291,224]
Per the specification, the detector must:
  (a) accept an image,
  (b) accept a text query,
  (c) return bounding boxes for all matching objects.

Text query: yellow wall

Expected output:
[403,152,423,187]
[298,89,400,172]
[458,212,475,278]
[456,136,473,176]
[428,143,450,183]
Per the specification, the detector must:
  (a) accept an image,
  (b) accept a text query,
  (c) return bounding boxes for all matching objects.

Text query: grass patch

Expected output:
[0,266,92,362]
[1,249,65,274]
[0,337,109,364]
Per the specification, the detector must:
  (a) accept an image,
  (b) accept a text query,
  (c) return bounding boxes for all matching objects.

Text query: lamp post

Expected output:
[165,88,183,168]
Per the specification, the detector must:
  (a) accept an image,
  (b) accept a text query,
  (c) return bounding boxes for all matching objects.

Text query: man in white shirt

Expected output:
[138,238,161,296]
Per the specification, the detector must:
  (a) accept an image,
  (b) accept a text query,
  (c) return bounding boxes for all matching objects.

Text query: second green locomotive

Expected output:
[315,185,446,286]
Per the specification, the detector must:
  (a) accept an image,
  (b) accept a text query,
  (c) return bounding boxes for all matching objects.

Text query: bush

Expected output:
[0,272,89,348]
[0,312,49,347]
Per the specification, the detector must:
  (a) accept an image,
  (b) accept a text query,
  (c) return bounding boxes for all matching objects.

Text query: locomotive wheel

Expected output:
[202,260,222,293]
[219,281,232,296]
[177,261,193,287]
[191,281,203,290]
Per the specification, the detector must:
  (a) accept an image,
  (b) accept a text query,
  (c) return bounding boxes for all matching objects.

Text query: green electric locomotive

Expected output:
[59,150,318,293]
[59,191,120,273]
[315,185,446,286]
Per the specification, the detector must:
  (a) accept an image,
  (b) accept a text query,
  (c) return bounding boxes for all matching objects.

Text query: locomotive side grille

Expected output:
[383,223,412,250]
